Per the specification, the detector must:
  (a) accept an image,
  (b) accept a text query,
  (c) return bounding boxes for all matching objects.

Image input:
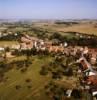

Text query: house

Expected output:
[90,54,97,65]
[0,32,2,37]
[11,44,20,50]
[0,47,4,51]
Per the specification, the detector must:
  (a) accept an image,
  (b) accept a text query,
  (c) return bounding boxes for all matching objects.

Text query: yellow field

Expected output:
[36,22,97,35]
[54,24,97,35]
[0,41,18,47]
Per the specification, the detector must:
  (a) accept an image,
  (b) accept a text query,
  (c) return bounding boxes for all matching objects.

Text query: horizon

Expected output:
[0,0,97,19]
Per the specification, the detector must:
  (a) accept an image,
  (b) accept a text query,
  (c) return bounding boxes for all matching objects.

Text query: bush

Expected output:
[15,85,21,90]
[40,67,48,75]
[20,68,27,73]
[27,85,32,89]
[25,78,32,83]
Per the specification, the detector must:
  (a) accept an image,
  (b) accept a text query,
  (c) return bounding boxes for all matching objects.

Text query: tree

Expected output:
[40,66,48,75]
[50,32,63,42]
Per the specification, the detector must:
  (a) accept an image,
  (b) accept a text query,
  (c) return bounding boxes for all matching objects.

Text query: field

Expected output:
[0,56,52,100]
[53,24,97,35]
[37,22,97,35]
[0,41,18,47]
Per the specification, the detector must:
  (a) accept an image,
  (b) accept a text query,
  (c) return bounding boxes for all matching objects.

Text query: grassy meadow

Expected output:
[0,56,52,100]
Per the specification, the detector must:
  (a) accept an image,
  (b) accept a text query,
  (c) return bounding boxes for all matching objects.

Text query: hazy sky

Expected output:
[0,0,97,19]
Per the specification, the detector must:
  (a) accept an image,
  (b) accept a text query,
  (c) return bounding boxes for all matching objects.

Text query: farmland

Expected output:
[32,20,97,35]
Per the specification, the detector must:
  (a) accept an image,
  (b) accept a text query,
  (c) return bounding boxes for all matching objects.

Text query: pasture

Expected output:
[0,56,52,100]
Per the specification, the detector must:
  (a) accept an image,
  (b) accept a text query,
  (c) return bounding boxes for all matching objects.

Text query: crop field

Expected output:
[39,22,97,35]
[55,24,97,35]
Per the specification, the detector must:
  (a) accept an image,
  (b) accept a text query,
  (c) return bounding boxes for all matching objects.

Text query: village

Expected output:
[0,30,97,99]
[0,0,97,99]
[0,32,97,64]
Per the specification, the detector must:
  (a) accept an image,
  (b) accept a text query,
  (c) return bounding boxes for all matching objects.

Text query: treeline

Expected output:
[55,21,79,25]
[0,33,22,41]
[50,32,97,47]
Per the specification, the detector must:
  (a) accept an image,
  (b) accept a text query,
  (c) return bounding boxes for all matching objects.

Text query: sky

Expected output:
[0,0,97,19]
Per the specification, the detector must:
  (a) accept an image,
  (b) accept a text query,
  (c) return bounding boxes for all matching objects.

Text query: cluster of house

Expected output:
[0,34,97,64]
[65,55,97,99]
[19,34,97,64]
[75,32,94,39]
[0,31,18,38]
[76,56,97,98]
[20,34,46,50]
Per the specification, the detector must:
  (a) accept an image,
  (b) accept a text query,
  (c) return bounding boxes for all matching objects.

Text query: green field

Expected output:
[0,56,52,100]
